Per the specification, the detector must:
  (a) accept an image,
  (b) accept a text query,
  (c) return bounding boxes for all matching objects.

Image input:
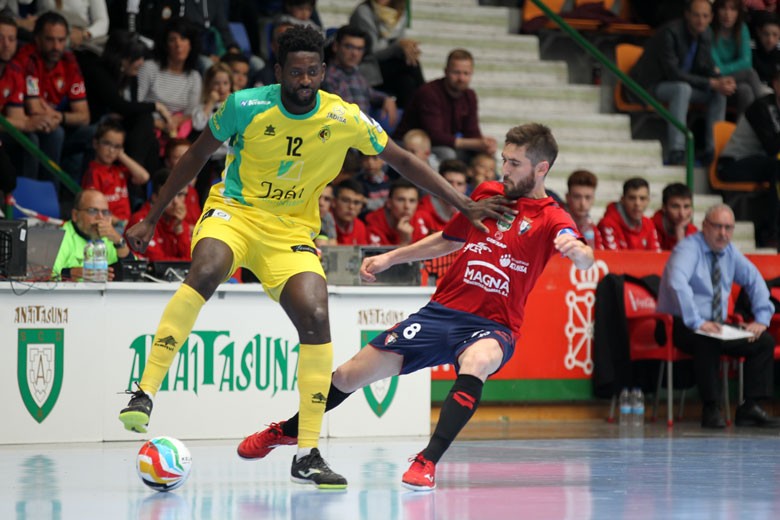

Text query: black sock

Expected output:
[422,374,483,464]
[281,377,353,437]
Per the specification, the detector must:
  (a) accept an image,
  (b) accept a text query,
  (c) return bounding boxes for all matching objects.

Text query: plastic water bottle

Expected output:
[93,240,108,282]
[83,240,96,282]
[619,388,632,425]
[631,388,645,428]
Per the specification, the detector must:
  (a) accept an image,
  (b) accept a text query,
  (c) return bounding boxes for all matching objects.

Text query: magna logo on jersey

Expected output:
[463,260,509,296]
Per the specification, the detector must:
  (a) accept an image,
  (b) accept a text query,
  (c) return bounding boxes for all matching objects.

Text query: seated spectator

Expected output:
[137,18,202,141]
[81,117,151,235]
[356,151,392,215]
[711,0,770,118]
[630,0,733,165]
[315,183,337,247]
[163,138,200,226]
[402,128,438,171]
[657,203,779,429]
[37,0,110,51]
[274,0,324,35]
[192,62,232,156]
[52,188,132,280]
[598,177,661,251]
[717,68,780,248]
[322,25,398,130]
[256,20,293,86]
[417,159,469,232]
[221,52,250,91]
[349,0,424,108]
[653,182,698,250]
[395,49,496,164]
[469,152,498,192]
[752,14,780,86]
[565,169,603,250]
[333,178,370,245]
[366,178,428,245]
[126,169,193,262]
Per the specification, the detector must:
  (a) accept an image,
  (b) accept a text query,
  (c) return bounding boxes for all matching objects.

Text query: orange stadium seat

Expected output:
[709,121,771,193]
[614,43,649,113]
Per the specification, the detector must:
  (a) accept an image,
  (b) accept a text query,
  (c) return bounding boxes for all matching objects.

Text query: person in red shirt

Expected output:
[598,177,661,251]
[163,138,201,226]
[239,123,593,491]
[81,117,150,234]
[417,159,469,232]
[126,169,193,262]
[565,169,603,250]
[652,182,698,250]
[366,178,430,245]
[333,178,370,245]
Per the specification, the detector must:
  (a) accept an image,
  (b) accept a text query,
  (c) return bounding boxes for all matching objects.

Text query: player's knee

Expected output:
[332,365,359,393]
[295,302,330,341]
[459,347,501,377]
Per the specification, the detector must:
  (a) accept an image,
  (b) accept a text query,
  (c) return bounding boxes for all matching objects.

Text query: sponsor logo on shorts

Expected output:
[291,244,318,255]
[201,208,232,222]
[384,332,398,346]
[463,260,509,296]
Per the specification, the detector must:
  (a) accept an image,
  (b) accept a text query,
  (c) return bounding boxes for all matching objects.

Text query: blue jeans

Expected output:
[652,81,726,154]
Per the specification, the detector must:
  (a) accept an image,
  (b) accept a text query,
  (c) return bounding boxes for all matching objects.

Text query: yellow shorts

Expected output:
[192,197,325,301]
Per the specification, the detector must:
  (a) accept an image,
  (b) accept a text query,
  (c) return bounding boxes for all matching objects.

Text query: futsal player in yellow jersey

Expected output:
[119,26,509,489]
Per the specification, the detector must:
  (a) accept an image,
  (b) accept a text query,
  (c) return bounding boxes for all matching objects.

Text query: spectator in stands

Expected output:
[598,177,661,251]
[322,25,398,130]
[717,67,780,249]
[81,117,150,235]
[417,159,469,233]
[137,18,202,141]
[469,152,498,191]
[164,138,200,226]
[349,0,424,108]
[333,178,370,245]
[395,49,496,164]
[630,0,733,166]
[752,14,780,86]
[366,178,428,245]
[402,128,438,171]
[274,0,324,35]
[37,0,110,50]
[711,0,770,118]
[126,169,193,262]
[256,20,293,86]
[192,62,232,145]
[315,183,338,247]
[356,151,392,215]
[221,52,250,91]
[78,29,168,176]
[565,169,603,250]
[52,188,132,280]
[657,203,779,429]
[653,182,698,250]
[17,11,91,182]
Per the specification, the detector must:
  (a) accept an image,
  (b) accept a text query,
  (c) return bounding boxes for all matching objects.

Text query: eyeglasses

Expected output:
[79,207,112,217]
[337,197,364,207]
[98,140,123,151]
[704,219,734,232]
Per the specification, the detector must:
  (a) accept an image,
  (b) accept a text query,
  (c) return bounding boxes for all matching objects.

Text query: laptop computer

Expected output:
[26,224,65,280]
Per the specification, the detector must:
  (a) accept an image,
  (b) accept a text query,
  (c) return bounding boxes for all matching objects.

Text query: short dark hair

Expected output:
[438,159,469,176]
[152,168,172,195]
[622,177,649,195]
[94,116,125,141]
[334,24,368,47]
[0,14,17,29]
[277,25,324,68]
[102,30,149,81]
[505,123,558,169]
[388,178,419,199]
[567,170,598,190]
[446,48,473,68]
[221,52,250,67]
[335,178,364,197]
[164,137,191,160]
[34,11,68,36]
[662,182,692,205]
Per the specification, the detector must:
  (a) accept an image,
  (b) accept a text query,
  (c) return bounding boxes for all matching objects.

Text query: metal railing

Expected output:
[528,0,695,188]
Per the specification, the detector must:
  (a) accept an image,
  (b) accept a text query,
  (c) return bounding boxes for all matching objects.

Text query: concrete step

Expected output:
[479,85,601,115]
[481,114,631,142]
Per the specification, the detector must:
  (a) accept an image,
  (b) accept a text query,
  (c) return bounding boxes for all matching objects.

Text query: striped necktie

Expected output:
[711,252,723,323]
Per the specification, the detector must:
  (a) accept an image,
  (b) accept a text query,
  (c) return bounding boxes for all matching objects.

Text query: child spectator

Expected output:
[402,128,439,171]
[81,117,150,235]
[275,0,324,35]
[356,151,393,215]
[192,62,233,148]
[753,14,780,85]
[653,182,698,250]
[565,170,603,250]
[598,177,661,251]
[469,152,497,192]
[417,159,469,232]
[163,138,201,226]
[221,52,251,91]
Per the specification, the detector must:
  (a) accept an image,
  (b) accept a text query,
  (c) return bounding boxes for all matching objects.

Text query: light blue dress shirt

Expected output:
[657,233,773,330]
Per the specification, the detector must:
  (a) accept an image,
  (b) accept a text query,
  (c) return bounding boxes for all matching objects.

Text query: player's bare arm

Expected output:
[360,232,463,282]
[554,233,594,270]
[126,127,223,253]
[378,139,513,232]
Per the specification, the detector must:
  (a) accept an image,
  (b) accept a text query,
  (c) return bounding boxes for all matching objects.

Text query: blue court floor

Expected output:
[3,421,780,520]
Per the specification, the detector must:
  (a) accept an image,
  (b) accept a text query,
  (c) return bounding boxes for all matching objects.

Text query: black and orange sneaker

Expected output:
[402,453,436,491]
[237,421,297,460]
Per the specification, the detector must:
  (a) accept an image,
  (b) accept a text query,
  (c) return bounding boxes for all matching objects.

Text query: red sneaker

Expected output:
[401,453,436,491]
[237,421,297,460]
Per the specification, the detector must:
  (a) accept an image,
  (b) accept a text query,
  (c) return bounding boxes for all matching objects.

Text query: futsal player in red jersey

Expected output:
[237,123,594,491]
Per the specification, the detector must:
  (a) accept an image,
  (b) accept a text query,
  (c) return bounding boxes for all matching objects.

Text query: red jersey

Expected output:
[0,61,25,113]
[415,195,453,233]
[127,204,193,262]
[185,184,201,226]
[598,202,661,252]
[81,161,132,221]
[336,217,370,245]
[433,182,581,335]
[15,43,87,110]
[652,209,697,251]
[365,207,430,245]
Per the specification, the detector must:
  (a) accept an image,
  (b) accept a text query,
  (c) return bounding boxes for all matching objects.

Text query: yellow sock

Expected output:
[139,284,205,396]
[296,343,333,448]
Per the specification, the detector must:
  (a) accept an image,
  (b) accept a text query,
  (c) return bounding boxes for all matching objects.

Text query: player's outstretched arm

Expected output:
[360,232,462,283]
[554,233,594,270]
[378,139,513,232]
[126,128,223,253]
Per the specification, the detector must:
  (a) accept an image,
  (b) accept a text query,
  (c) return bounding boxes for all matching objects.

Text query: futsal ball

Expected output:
[136,436,192,491]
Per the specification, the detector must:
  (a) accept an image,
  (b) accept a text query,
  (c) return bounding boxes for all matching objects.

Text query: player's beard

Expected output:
[282,84,317,112]
[503,173,535,199]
